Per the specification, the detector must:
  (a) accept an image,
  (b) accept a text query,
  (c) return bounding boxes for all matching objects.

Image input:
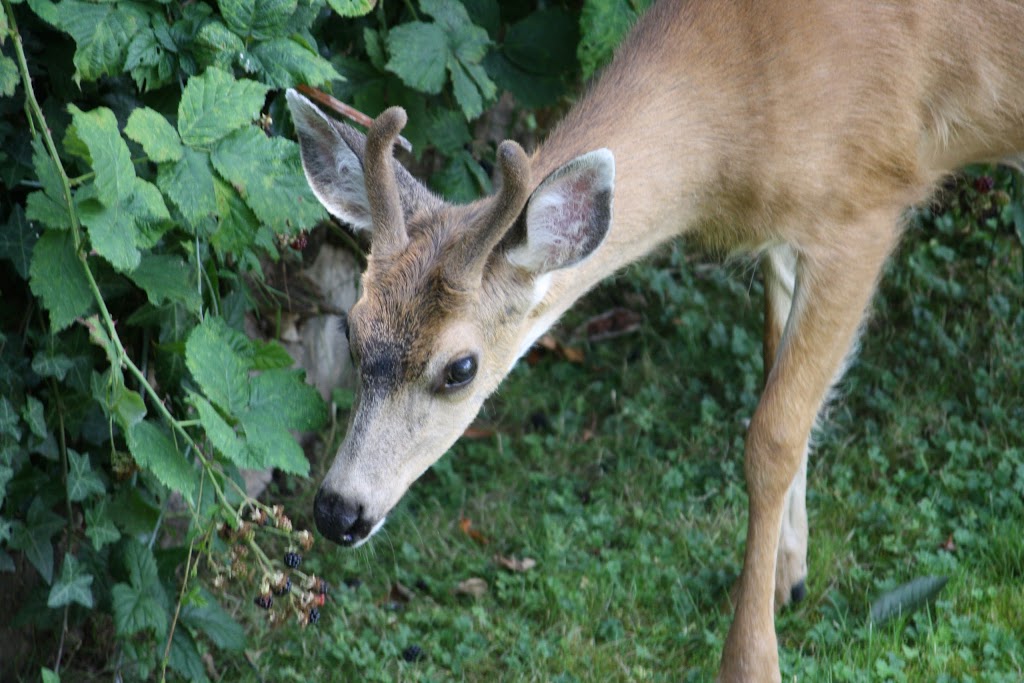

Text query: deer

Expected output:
[284,0,1024,679]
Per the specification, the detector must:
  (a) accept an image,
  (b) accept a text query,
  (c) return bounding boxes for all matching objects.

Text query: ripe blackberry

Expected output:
[254,594,273,610]
[402,645,424,663]
[284,552,302,568]
[308,607,320,625]
[274,577,292,596]
[316,578,329,595]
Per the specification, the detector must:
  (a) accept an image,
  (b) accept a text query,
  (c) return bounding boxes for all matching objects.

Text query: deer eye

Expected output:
[442,355,477,391]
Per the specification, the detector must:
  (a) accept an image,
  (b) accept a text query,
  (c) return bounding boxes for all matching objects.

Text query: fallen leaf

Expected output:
[495,555,537,573]
[459,517,488,545]
[389,581,414,604]
[454,577,488,598]
[572,307,643,342]
[462,426,496,439]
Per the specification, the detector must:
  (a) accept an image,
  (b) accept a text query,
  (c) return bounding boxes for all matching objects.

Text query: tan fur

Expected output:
[295,1,1024,680]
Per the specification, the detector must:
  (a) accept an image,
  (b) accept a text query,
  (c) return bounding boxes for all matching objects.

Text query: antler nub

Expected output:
[463,140,533,273]
[364,106,410,256]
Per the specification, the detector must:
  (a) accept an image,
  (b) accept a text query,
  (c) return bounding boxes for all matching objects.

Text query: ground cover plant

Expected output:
[1,0,1021,681]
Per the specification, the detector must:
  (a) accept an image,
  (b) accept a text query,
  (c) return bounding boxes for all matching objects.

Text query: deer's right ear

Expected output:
[286,89,375,231]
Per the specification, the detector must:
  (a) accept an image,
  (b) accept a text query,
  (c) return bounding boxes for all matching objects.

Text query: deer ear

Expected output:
[506,149,614,274]
[286,89,374,231]
[286,90,438,233]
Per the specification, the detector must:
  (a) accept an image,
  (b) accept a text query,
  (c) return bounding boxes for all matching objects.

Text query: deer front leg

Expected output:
[762,246,809,609]
[719,220,898,682]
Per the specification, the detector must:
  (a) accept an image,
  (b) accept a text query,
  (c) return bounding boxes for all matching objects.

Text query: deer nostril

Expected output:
[313,488,373,547]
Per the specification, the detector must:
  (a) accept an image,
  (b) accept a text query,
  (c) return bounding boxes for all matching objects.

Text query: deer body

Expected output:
[287,1,1024,680]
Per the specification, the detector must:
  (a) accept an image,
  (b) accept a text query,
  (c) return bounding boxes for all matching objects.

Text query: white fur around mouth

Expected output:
[350,516,387,548]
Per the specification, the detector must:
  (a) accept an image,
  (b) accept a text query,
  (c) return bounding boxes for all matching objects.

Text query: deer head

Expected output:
[286,90,614,546]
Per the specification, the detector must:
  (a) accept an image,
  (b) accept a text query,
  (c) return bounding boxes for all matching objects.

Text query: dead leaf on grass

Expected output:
[495,555,537,573]
[459,517,489,545]
[389,581,414,604]
[572,307,643,342]
[454,577,488,598]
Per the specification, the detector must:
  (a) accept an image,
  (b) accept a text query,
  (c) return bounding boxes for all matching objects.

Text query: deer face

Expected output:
[286,90,614,546]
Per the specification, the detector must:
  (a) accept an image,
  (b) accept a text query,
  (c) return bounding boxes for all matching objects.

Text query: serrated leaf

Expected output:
[210,127,325,232]
[0,205,38,279]
[248,37,342,88]
[185,318,250,413]
[193,20,245,72]
[326,0,375,17]
[178,67,269,147]
[21,396,47,439]
[26,191,72,232]
[30,138,68,221]
[220,0,297,40]
[431,148,490,202]
[29,229,94,332]
[0,55,18,97]
[112,542,167,638]
[128,178,172,248]
[424,108,471,155]
[189,393,256,468]
[127,420,198,502]
[251,340,295,370]
[129,254,201,313]
[385,22,448,94]
[869,575,949,625]
[8,498,64,584]
[125,107,183,163]
[449,59,485,120]
[47,554,95,609]
[67,449,106,502]
[239,411,308,475]
[78,197,140,273]
[37,0,148,83]
[84,499,121,551]
[157,148,218,229]
[124,25,176,92]
[211,176,260,257]
[248,369,326,432]
[169,629,210,683]
[181,593,246,650]
[578,0,642,80]
[68,105,136,206]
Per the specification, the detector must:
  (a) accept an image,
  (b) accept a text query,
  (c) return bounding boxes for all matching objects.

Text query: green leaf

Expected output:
[0,205,38,280]
[211,176,261,257]
[385,22,448,94]
[251,340,295,370]
[0,466,13,509]
[326,0,375,18]
[37,0,148,83]
[129,254,201,313]
[0,55,18,97]
[68,105,136,206]
[125,107,183,164]
[26,140,71,231]
[193,20,246,72]
[169,629,210,683]
[21,396,47,439]
[78,197,140,273]
[127,178,172,247]
[181,593,246,650]
[67,450,106,502]
[0,397,20,440]
[449,59,486,120]
[29,229,94,332]
[239,411,308,475]
[431,149,491,202]
[112,541,167,638]
[248,368,326,432]
[84,499,121,551]
[26,190,71,232]
[40,668,60,683]
[578,0,644,80]
[185,318,250,413]
[47,554,95,609]
[248,37,342,88]
[189,393,255,469]
[178,67,269,147]
[424,108,471,155]
[503,8,577,75]
[210,127,326,232]
[157,148,218,229]
[8,498,64,584]
[869,575,948,625]
[31,351,75,382]
[127,420,198,502]
[220,0,297,40]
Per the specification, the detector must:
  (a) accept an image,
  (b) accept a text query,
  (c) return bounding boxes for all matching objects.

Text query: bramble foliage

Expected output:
[0,0,631,679]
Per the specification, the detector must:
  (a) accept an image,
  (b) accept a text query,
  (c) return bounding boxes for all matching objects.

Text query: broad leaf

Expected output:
[0,397,20,440]
[869,575,949,625]
[125,107,183,163]
[85,499,121,551]
[8,498,64,584]
[127,420,198,502]
[157,148,218,229]
[240,411,308,475]
[129,254,201,312]
[29,229,94,332]
[0,55,17,97]
[47,554,95,609]
[35,0,148,82]
[177,67,269,147]
[181,594,246,650]
[220,0,297,40]
[185,318,250,413]
[326,0,375,17]
[112,541,167,638]
[1,205,40,279]
[78,197,140,273]
[68,105,136,206]
[169,629,209,683]
[385,22,448,94]
[193,20,245,72]
[248,37,342,88]
[578,0,646,80]
[189,393,254,469]
[248,368,326,433]
[66,449,106,502]
[21,396,47,439]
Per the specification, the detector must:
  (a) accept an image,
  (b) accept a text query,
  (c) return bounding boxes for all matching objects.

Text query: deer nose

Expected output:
[313,488,373,547]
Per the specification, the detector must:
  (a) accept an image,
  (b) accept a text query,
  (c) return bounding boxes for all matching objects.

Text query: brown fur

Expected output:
[294,1,1024,681]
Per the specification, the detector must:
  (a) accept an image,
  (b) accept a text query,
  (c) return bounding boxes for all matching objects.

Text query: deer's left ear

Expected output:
[506,149,614,274]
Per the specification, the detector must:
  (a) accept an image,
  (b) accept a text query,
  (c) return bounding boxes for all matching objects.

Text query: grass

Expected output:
[224,176,1024,682]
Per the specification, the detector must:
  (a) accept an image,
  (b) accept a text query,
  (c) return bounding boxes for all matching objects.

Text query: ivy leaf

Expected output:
[21,396,47,439]
[0,55,18,98]
[112,541,167,638]
[129,254,201,313]
[85,499,121,551]
[185,317,250,414]
[8,498,64,584]
[34,0,148,83]
[0,205,38,279]
[127,420,198,502]
[247,37,342,88]
[0,397,21,440]
[210,127,325,232]
[47,554,95,609]
[29,229,94,332]
[177,67,269,147]
[66,449,106,502]
[326,0,376,17]
[220,0,297,40]
[125,107,183,164]
[157,148,218,229]
[68,105,136,207]
[385,22,448,94]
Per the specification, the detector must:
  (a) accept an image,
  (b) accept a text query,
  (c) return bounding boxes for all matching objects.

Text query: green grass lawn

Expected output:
[228,178,1024,682]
